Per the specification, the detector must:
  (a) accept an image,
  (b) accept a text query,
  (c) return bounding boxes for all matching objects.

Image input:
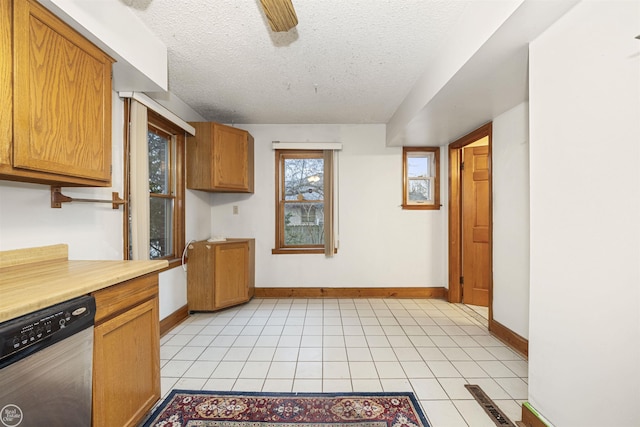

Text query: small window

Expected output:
[402,147,440,210]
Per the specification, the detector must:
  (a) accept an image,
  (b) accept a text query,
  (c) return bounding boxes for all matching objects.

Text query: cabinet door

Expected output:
[186,242,216,311]
[12,0,113,183]
[214,242,249,309]
[93,297,160,427]
[212,124,250,191]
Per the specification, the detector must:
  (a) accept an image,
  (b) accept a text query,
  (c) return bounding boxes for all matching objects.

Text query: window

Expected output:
[402,146,440,210]
[125,104,185,266]
[273,149,335,254]
[146,113,185,262]
[148,124,173,259]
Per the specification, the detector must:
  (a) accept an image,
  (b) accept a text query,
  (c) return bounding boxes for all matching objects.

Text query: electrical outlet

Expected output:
[233,205,239,215]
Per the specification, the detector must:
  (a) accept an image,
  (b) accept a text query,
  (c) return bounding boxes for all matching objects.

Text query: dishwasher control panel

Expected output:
[0,295,95,365]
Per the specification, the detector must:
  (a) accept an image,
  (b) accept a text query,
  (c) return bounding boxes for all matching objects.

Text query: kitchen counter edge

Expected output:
[0,258,168,323]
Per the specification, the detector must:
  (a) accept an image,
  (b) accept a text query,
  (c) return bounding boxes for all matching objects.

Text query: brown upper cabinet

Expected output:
[0,0,114,187]
[186,122,254,193]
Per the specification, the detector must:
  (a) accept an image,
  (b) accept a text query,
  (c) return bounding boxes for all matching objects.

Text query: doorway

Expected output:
[448,123,493,320]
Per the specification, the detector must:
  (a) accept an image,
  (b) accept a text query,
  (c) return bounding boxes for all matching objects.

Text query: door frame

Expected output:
[448,123,493,320]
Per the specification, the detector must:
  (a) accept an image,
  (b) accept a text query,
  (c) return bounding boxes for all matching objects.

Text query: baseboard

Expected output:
[254,287,447,299]
[489,318,529,358]
[520,402,551,427]
[160,304,189,337]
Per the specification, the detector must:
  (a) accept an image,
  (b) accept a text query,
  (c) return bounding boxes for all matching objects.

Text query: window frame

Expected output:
[148,122,175,260]
[273,149,333,255]
[124,107,185,268]
[402,146,440,210]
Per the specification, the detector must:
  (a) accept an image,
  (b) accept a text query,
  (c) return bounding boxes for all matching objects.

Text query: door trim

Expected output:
[448,123,493,320]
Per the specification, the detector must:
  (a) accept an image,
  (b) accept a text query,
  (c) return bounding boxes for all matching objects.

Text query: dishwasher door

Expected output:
[0,295,95,427]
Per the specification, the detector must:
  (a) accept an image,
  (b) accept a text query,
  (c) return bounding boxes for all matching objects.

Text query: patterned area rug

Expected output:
[141,390,431,427]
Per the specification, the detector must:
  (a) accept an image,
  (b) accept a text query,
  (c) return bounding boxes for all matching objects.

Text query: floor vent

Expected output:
[465,384,516,427]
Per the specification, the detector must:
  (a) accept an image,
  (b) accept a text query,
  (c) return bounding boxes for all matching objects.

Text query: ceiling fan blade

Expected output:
[259,0,298,32]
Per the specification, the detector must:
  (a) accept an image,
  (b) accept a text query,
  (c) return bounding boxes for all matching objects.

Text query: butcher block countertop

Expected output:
[0,244,168,323]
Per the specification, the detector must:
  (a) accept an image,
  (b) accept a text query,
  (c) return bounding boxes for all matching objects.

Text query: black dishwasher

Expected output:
[0,295,96,426]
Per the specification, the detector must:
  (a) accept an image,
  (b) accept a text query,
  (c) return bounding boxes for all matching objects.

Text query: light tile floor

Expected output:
[465,304,489,321]
[159,298,527,427]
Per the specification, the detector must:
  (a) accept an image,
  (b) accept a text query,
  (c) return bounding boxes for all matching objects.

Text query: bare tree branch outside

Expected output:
[283,157,324,245]
[148,130,173,259]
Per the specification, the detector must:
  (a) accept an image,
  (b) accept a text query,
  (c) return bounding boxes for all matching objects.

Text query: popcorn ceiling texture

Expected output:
[127,0,470,124]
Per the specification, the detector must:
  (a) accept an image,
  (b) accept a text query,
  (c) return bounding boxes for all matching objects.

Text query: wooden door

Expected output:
[462,145,490,306]
[214,242,249,309]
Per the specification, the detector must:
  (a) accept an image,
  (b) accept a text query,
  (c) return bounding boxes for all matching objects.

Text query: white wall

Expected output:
[528,1,640,425]
[209,124,447,288]
[492,102,529,338]
[0,91,126,259]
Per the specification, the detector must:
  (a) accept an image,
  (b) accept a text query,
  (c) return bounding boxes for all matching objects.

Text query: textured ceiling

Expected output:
[125,0,471,124]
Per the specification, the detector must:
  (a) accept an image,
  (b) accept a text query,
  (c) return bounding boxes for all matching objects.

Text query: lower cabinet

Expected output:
[187,239,255,311]
[92,273,160,427]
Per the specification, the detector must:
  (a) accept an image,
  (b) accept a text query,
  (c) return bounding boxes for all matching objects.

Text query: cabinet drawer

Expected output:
[92,273,158,324]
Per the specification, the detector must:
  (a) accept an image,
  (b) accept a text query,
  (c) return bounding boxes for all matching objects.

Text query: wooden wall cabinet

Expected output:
[187,122,254,193]
[92,274,160,427]
[0,0,114,186]
[187,239,255,311]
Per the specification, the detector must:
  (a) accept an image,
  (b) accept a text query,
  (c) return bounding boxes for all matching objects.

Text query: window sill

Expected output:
[272,248,338,255]
[149,257,183,272]
[402,204,441,210]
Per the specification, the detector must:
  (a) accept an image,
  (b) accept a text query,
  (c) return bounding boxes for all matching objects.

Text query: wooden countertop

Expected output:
[0,244,168,323]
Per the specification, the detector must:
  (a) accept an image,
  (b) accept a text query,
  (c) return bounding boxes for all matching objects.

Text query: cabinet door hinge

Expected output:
[460,276,464,285]
[460,162,465,171]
